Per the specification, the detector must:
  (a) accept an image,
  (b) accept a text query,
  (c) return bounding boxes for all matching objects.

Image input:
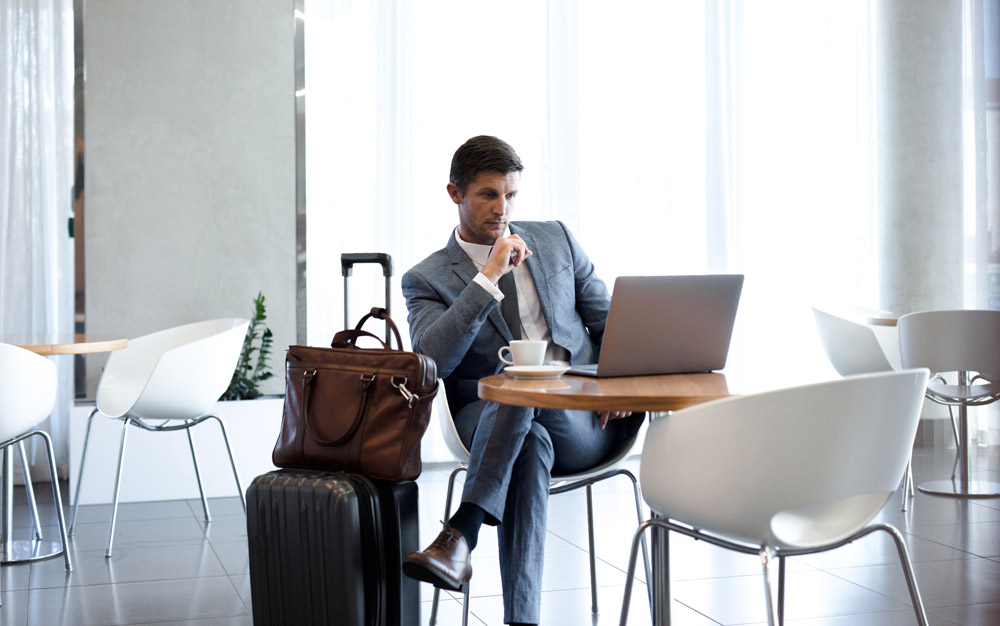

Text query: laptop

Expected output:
[566,274,744,377]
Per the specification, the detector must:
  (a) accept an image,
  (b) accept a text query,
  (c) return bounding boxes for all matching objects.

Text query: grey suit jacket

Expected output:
[402,220,611,416]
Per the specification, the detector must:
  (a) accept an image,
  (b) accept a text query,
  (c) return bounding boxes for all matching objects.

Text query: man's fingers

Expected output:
[597,410,632,430]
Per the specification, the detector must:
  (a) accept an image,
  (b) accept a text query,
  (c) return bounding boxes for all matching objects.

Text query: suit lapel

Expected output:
[446,231,513,341]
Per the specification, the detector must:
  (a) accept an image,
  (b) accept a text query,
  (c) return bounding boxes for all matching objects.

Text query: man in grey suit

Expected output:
[401,136,641,626]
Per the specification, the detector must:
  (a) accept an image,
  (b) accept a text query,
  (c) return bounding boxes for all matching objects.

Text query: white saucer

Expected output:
[504,365,571,379]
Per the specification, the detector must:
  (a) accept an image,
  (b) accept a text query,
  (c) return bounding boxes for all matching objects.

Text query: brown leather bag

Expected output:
[272,307,438,481]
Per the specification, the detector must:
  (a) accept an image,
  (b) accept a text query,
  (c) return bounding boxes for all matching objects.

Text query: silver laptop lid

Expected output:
[588,274,743,377]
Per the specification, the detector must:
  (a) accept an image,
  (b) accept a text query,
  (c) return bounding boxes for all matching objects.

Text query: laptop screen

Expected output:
[570,274,744,377]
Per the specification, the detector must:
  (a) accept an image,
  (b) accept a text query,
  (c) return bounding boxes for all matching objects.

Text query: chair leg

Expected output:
[778,555,786,626]
[948,406,961,480]
[69,408,98,534]
[430,465,468,626]
[883,524,929,626]
[759,547,780,626]
[586,484,599,615]
[460,580,470,626]
[185,423,212,523]
[105,417,132,558]
[35,431,73,572]
[619,520,657,626]
[208,415,246,516]
[626,471,653,603]
[900,456,913,512]
[17,441,43,540]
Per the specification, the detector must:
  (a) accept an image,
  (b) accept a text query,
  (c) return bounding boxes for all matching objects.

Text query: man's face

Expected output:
[448,170,520,246]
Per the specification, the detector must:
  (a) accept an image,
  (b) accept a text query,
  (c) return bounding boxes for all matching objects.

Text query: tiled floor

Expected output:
[1,444,999,625]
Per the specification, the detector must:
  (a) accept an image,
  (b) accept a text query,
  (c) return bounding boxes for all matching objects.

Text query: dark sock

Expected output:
[509,623,537,626]
[447,502,486,551]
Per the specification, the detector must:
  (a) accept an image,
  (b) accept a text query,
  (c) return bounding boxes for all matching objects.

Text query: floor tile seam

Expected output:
[817,565,925,611]
[223,570,252,616]
[24,570,239,592]
[900,529,991,559]
[205,536,246,577]
[923,607,971,626]
[670,598,727,626]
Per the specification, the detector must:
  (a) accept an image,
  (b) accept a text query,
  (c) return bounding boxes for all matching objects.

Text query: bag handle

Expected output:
[332,307,404,350]
[331,328,388,349]
[300,369,376,446]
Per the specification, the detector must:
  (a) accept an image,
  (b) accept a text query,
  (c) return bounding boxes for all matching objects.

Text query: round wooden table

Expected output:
[0,333,127,355]
[478,371,732,413]
[0,333,127,564]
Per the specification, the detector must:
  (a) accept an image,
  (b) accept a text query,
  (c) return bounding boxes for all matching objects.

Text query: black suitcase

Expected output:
[247,469,420,626]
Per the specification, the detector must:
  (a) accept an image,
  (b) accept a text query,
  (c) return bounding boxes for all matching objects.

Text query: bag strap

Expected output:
[331,307,404,350]
[357,307,404,350]
[300,369,376,446]
[331,328,387,348]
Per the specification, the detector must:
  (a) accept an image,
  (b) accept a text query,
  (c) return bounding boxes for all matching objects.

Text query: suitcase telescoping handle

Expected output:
[341,253,394,344]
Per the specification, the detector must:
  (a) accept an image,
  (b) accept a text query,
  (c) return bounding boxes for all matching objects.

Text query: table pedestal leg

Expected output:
[651,512,670,626]
[919,376,1000,498]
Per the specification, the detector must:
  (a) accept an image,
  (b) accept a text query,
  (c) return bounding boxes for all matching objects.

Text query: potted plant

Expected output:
[223,291,274,400]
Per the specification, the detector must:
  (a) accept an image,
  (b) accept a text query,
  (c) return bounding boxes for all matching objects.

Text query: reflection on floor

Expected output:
[1,445,998,625]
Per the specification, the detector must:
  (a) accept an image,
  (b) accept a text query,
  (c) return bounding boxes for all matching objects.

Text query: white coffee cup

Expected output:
[498,340,547,367]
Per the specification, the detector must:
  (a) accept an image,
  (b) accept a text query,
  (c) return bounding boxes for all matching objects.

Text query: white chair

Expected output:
[619,369,931,626]
[429,380,650,626]
[811,307,896,376]
[69,318,250,557]
[898,310,1000,497]
[811,306,956,510]
[0,344,73,591]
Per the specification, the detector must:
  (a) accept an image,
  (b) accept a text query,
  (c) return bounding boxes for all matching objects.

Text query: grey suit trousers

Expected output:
[456,398,619,624]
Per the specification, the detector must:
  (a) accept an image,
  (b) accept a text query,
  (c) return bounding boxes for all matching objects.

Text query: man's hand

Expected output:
[598,410,632,430]
[481,234,532,284]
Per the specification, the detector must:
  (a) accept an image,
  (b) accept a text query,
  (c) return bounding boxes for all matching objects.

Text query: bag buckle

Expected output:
[391,376,417,408]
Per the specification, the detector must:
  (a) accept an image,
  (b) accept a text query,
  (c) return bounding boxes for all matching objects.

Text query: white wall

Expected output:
[83,0,296,397]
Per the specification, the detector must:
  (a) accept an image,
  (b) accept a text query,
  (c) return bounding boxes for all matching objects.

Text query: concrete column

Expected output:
[877,0,964,314]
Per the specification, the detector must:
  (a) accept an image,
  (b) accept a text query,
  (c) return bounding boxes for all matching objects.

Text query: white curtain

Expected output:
[304,0,881,461]
[964,0,1000,444]
[0,0,75,477]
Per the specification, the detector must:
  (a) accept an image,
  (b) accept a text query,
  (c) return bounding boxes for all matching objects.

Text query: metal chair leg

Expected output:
[185,423,212,523]
[430,465,468,626]
[626,470,653,604]
[948,406,961,480]
[900,457,913,512]
[460,580,470,626]
[619,520,656,626]
[778,555,786,626]
[105,416,131,558]
[883,524,929,625]
[760,547,780,626]
[586,484,599,615]
[208,415,246,516]
[17,441,43,540]
[69,408,98,534]
[36,431,73,572]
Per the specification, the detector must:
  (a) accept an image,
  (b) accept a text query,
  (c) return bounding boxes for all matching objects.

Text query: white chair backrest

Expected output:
[899,310,1000,376]
[812,307,894,376]
[0,343,57,442]
[639,369,929,548]
[97,318,250,420]
[435,379,471,462]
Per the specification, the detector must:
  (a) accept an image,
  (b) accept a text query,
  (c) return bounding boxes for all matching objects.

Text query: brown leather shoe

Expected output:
[402,525,472,591]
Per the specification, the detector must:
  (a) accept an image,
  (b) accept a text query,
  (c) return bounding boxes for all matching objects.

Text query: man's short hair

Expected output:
[449,135,524,194]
